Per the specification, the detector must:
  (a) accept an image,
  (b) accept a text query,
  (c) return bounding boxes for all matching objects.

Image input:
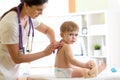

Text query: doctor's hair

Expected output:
[60,21,79,33]
[0,0,48,21]
[18,0,48,11]
[20,0,48,6]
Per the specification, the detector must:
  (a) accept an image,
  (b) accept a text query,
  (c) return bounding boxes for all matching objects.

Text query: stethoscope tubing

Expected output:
[17,5,34,54]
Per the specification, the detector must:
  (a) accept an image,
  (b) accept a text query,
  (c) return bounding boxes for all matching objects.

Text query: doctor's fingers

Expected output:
[43,44,55,56]
[51,42,62,49]
[53,43,62,49]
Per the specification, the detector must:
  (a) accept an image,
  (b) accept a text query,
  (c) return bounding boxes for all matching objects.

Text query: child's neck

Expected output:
[62,39,69,44]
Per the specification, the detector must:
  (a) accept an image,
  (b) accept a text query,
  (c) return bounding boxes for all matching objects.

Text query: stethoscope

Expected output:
[17,6,34,54]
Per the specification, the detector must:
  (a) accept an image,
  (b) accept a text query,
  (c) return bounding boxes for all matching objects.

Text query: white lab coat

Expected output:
[0,11,40,80]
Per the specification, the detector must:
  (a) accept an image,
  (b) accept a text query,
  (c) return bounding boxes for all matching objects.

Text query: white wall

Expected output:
[107,0,120,67]
[43,0,69,16]
[76,0,108,12]
[0,0,20,16]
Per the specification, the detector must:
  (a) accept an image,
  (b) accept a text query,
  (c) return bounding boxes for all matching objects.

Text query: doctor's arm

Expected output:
[35,23,56,43]
[6,43,55,64]
[35,23,62,50]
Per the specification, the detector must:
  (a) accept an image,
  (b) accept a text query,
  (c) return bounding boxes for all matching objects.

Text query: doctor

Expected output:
[0,0,61,80]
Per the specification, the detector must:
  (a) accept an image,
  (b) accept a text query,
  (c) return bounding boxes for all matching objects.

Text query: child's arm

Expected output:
[64,44,87,68]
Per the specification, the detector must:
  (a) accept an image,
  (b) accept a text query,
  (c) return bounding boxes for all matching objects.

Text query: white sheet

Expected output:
[29,68,120,80]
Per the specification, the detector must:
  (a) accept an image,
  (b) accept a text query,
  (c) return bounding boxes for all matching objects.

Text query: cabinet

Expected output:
[72,10,107,65]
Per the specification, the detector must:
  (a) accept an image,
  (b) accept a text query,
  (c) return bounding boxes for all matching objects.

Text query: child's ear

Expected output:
[60,33,64,37]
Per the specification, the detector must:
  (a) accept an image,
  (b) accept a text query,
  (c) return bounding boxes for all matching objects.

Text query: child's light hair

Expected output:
[60,21,79,33]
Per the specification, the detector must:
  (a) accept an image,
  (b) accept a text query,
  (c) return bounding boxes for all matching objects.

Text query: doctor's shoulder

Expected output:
[0,7,17,21]
[1,11,18,23]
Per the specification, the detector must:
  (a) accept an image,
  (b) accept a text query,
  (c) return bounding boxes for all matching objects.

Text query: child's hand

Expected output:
[86,60,96,69]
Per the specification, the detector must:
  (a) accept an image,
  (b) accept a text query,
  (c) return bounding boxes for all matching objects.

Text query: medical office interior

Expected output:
[0,0,120,79]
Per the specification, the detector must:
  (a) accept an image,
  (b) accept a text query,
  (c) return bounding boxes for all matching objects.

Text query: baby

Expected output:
[54,21,106,78]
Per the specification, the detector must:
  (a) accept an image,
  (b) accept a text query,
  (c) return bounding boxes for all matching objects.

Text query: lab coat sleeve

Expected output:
[32,18,41,28]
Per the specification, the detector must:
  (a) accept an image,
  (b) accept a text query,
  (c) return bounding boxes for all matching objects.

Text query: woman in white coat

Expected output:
[0,0,61,80]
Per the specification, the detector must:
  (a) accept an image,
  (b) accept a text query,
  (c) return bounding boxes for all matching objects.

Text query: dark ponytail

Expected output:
[0,0,22,20]
[0,7,17,21]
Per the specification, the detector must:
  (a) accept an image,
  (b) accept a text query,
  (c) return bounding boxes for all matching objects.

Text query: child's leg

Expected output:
[72,67,89,78]
[97,62,106,74]
[84,62,106,78]
[71,62,106,78]
[84,67,98,78]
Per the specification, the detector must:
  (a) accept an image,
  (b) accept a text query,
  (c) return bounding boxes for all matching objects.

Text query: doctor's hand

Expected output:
[51,40,63,49]
[42,43,56,56]
[50,40,63,53]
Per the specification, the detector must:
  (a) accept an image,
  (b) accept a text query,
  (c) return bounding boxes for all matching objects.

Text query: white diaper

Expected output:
[54,67,73,78]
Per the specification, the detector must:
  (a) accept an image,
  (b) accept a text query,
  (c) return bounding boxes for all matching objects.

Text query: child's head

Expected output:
[60,21,79,33]
[60,21,79,44]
